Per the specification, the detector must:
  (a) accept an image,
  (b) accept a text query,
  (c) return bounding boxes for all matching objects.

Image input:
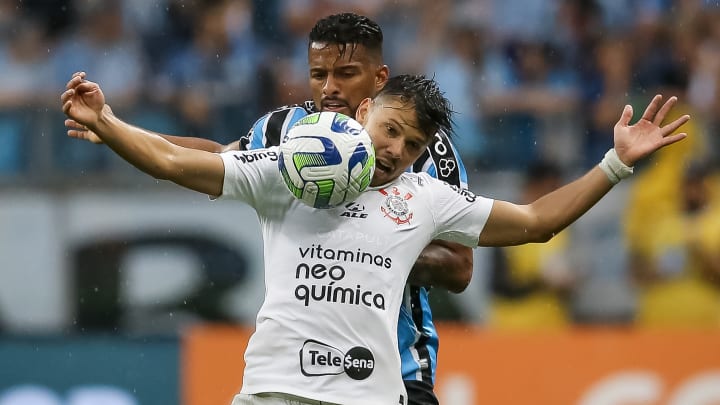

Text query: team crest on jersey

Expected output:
[379,187,413,225]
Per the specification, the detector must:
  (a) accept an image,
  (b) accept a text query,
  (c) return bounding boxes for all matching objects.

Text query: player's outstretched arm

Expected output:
[61,72,225,196]
[64,73,239,153]
[67,116,240,152]
[478,94,690,247]
[407,240,473,293]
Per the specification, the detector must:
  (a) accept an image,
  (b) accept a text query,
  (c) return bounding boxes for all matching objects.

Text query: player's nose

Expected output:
[322,74,340,95]
[385,138,403,159]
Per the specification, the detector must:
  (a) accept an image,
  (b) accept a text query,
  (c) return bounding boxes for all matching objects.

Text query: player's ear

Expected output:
[355,98,372,125]
[375,65,389,91]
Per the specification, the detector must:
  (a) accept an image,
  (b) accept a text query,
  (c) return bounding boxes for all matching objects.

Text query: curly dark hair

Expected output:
[375,74,455,141]
[308,13,383,60]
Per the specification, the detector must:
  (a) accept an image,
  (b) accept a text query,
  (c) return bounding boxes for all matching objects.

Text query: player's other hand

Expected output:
[65,118,104,144]
[64,103,115,144]
[613,94,690,166]
[61,71,106,129]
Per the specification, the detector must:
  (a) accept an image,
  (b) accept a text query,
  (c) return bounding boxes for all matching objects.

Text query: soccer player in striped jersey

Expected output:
[66,13,473,405]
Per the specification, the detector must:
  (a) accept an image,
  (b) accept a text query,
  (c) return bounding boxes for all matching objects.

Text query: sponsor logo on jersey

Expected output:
[379,187,413,225]
[340,202,368,219]
[437,157,457,179]
[446,183,477,203]
[300,339,374,380]
[293,244,390,309]
[412,130,461,186]
[233,150,278,164]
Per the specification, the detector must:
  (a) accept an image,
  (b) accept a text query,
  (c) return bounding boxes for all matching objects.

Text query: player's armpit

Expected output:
[407,240,473,293]
[222,140,242,152]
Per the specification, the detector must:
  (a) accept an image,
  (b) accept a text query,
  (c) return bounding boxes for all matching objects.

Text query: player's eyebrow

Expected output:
[382,106,422,132]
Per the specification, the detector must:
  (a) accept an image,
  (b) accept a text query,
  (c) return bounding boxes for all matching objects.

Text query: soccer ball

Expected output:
[278,112,375,209]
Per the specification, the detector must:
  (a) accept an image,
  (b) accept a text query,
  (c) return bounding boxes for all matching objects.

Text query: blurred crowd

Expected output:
[2,0,720,331]
[1,0,718,175]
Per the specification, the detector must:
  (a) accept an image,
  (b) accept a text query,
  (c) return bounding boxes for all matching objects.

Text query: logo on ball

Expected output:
[279,112,375,209]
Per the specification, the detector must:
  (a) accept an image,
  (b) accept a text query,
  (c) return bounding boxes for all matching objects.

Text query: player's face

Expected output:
[308,42,389,118]
[355,97,432,187]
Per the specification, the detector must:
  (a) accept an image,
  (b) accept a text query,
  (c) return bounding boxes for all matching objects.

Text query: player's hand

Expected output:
[64,103,114,144]
[61,71,106,129]
[65,118,104,144]
[613,95,689,166]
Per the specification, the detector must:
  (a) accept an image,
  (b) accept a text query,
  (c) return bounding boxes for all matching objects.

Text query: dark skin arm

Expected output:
[65,100,241,153]
[407,240,473,293]
[161,135,239,153]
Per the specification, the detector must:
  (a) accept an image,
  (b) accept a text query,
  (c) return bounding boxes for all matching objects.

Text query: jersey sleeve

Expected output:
[411,130,468,188]
[217,147,282,208]
[424,173,493,247]
[239,105,311,150]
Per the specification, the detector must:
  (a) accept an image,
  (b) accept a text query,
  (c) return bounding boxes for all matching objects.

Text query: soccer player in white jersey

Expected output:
[62,72,689,404]
[66,13,472,404]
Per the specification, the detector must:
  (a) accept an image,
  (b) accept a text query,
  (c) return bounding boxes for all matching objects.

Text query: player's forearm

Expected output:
[527,166,613,241]
[479,167,614,246]
[162,134,226,153]
[408,241,473,293]
[91,108,180,180]
[91,110,224,195]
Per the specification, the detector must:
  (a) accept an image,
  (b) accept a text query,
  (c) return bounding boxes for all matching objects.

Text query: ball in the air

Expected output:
[278,112,375,209]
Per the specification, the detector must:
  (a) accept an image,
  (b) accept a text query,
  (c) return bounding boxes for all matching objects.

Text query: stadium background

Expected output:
[1,0,719,404]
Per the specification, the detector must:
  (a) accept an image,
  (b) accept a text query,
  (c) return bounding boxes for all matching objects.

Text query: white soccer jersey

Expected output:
[218,147,493,405]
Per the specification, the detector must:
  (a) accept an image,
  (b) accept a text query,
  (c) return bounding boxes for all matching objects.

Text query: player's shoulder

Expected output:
[412,130,468,188]
[256,101,316,128]
[267,100,316,116]
[398,172,442,190]
[241,101,317,149]
[400,172,477,200]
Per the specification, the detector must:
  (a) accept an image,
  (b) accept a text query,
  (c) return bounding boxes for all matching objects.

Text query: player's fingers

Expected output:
[615,104,633,127]
[60,88,74,104]
[660,114,690,137]
[75,81,97,92]
[65,74,84,90]
[64,119,85,130]
[75,81,103,97]
[652,96,677,126]
[639,94,663,122]
[660,133,687,147]
[62,99,72,114]
[67,129,82,139]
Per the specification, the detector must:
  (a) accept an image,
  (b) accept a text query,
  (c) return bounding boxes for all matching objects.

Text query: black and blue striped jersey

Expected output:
[240,101,469,392]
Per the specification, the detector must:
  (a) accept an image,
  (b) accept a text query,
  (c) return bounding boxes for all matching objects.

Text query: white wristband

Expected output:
[598,148,633,184]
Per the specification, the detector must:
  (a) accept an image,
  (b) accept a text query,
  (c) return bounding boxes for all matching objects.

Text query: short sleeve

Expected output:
[427,175,494,247]
[217,147,282,207]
